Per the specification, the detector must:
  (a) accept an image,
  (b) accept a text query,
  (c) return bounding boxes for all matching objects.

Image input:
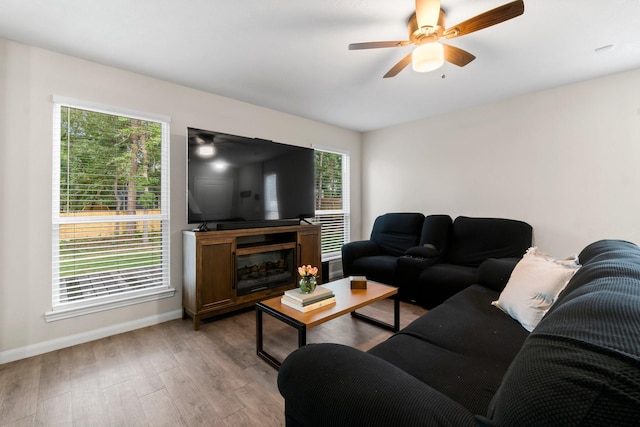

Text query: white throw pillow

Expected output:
[492,247,580,332]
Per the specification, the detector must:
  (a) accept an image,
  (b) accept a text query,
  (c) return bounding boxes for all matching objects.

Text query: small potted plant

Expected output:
[297,265,318,293]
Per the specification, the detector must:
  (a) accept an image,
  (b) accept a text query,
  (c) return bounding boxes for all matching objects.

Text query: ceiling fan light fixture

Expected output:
[412,43,444,72]
[198,145,215,157]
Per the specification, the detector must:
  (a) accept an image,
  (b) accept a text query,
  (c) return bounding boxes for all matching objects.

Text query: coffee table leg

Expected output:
[256,302,307,370]
[298,325,307,347]
[394,295,400,331]
[351,295,400,332]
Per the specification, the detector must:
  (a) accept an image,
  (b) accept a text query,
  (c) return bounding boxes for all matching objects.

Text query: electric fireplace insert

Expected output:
[236,248,295,296]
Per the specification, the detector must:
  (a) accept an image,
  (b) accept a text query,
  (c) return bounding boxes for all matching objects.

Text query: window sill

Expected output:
[44,287,176,322]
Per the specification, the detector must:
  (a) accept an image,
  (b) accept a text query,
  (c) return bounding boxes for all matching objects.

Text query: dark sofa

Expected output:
[402,216,533,307]
[278,239,640,426]
[342,213,532,306]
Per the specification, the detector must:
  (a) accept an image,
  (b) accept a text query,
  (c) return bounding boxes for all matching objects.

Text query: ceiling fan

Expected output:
[348,0,525,78]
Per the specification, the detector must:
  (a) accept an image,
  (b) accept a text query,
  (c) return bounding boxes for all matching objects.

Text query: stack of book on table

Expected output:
[281,286,336,312]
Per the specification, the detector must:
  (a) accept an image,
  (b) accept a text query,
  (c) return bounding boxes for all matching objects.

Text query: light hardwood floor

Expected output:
[0,299,426,426]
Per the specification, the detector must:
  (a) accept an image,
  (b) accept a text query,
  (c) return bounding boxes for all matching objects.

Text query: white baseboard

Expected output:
[0,309,183,364]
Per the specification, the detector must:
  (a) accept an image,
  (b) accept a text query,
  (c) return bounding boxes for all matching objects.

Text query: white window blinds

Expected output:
[51,99,171,316]
[313,149,350,260]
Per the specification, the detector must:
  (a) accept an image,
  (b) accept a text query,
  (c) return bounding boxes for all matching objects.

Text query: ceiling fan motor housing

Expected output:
[409,8,446,44]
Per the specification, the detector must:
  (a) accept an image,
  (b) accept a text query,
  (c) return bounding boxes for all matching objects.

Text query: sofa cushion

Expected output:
[415,263,478,307]
[574,238,640,266]
[445,216,532,267]
[492,247,580,332]
[368,285,529,414]
[542,242,640,354]
[370,213,425,256]
[477,257,521,292]
[489,336,640,425]
[417,214,452,252]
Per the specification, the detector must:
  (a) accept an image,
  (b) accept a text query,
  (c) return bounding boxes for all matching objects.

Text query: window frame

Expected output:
[46,96,173,322]
[312,146,351,261]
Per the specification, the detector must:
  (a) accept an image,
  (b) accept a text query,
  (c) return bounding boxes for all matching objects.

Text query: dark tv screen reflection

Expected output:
[187,127,315,225]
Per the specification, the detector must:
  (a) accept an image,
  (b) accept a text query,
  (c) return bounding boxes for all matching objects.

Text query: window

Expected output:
[313,149,350,260]
[48,97,173,321]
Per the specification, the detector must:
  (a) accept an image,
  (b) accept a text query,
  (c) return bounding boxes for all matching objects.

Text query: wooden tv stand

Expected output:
[182,224,321,330]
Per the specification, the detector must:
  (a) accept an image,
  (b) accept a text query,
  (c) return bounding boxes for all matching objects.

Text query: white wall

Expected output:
[362,68,640,257]
[0,39,362,362]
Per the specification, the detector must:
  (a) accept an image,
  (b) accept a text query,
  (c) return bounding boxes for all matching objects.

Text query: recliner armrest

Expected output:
[278,343,478,427]
[404,243,440,259]
[396,254,442,300]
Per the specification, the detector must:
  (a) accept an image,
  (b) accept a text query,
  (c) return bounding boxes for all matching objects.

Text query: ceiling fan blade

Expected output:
[443,44,476,67]
[383,52,413,78]
[349,41,410,50]
[415,0,441,29]
[444,0,524,39]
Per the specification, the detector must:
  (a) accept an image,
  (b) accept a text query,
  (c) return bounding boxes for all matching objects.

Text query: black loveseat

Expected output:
[278,239,640,426]
[342,213,532,307]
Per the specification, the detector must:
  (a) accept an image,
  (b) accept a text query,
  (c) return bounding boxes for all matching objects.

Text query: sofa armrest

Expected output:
[341,240,383,277]
[396,245,443,294]
[477,257,520,292]
[278,343,480,427]
[404,243,440,258]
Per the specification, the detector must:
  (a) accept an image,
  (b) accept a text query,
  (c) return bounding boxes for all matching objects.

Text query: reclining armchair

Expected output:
[341,213,425,286]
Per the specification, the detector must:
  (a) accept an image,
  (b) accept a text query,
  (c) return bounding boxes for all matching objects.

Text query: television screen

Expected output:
[187,128,315,226]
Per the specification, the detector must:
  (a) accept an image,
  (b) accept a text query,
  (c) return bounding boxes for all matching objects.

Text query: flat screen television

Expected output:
[187,127,315,229]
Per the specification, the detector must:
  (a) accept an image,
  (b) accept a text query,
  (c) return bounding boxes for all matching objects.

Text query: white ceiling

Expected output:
[1,0,639,132]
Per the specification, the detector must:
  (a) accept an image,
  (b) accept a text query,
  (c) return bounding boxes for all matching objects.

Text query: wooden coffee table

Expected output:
[255,278,399,369]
